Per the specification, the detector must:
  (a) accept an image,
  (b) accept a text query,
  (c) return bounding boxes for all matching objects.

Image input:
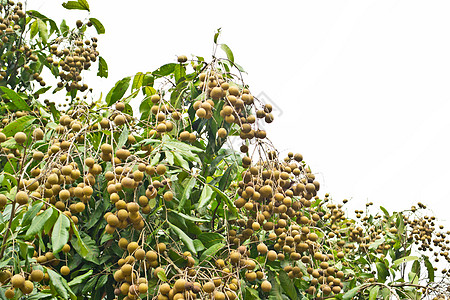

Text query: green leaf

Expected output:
[71,231,99,264]
[132,72,144,91]
[392,256,419,269]
[22,201,43,227]
[380,206,390,218]
[51,213,71,253]
[167,209,209,223]
[174,64,186,83]
[117,126,129,149]
[62,1,87,11]
[152,63,176,77]
[97,56,108,78]
[169,223,197,255]
[89,17,104,34]
[214,28,221,44]
[30,21,38,38]
[208,184,237,216]
[220,44,234,63]
[105,76,130,106]
[411,260,420,278]
[178,176,196,211]
[96,274,108,289]
[424,256,434,282]
[343,284,366,300]
[77,0,90,11]
[0,87,31,111]
[68,270,93,287]
[81,275,98,295]
[1,115,35,137]
[25,207,54,238]
[198,232,223,248]
[157,270,167,282]
[200,242,224,262]
[60,19,69,36]
[278,270,297,300]
[198,185,215,210]
[376,261,389,283]
[369,237,385,250]
[369,285,380,300]
[36,19,48,44]
[47,268,75,300]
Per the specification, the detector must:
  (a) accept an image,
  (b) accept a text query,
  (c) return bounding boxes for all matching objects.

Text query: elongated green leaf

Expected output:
[117,126,129,149]
[0,87,31,111]
[168,209,208,222]
[376,262,389,283]
[152,63,176,77]
[220,44,234,63]
[132,72,144,91]
[169,223,197,255]
[97,56,108,78]
[77,0,90,10]
[380,206,390,218]
[89,17,104,34]
[81,275,98,294]
[343,285,366,300]
[68,270,93,287]
[47,268,74,300]
[214,28,221,44]
[174,64,186,83]
[173,151,189,170]
[71,230,99,264]
[106,77,130,106]
[1,115,35,137]
[424,256,434,282]
[157,270,167,282]
[178,176,196,210]
[62,1,86,11]
[36,19,48,44]
[278,270,297,300]
[200,242,224,261]
[25,207,54,238]
[369,285,380,300]
[30,21,38,38]
[22,201,43,227]
[208,184,237,216]
[52,214,70,253]
[392,256,419,269]
[60,19,69,36]
[198,232,223,248]
[198,185,215,210]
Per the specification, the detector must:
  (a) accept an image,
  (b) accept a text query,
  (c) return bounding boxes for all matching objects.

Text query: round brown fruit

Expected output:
[14,132,26,144]
[261,280,272,292]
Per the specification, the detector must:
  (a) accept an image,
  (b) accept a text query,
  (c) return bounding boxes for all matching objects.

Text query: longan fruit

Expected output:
[33,128,44,140]
[14,132,26,144]
[217,128,227,138]
[177,55,187,63]
[20,280,34,294]
[174,279,186,293]
[4,288,14,299]
[203,281,215,293]
[118,238,129,249]
[127,242,139,254]
[146,250,157,261]
[261,280,272,292]
[157,243,166,253]
[11,274,25,288]
[163,191,173,202]
[62,244,71,253]
[116,102,125,111]
[15,191,28,205]
[214,291,225,300]
[196,108,206,118]
[114,115,126,126]
[156,164,166,175]
[134,249,145,260]
[159,283,171,295]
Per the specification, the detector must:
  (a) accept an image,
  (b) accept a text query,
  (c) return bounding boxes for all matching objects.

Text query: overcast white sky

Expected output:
[29,1,450,226]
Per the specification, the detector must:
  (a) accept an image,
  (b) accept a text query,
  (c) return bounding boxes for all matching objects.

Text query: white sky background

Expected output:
[28,1,450,226]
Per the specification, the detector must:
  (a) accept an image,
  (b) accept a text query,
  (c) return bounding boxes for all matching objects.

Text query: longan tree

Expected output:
[0,1,449,300]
